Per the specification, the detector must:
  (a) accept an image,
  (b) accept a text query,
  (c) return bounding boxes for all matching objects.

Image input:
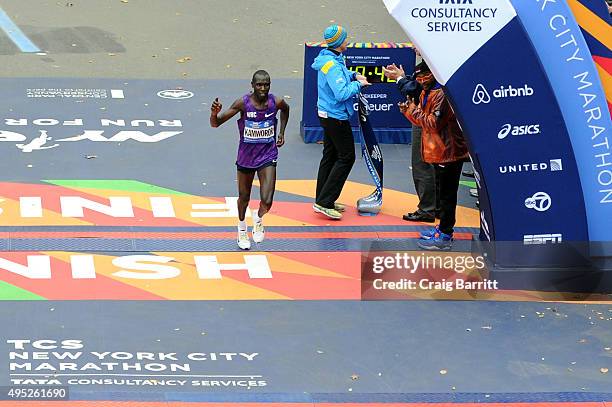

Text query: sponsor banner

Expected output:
[1,80,199,155]
[4,338,266,391]
[382,0,517,85]
[382,1,590,255]
[445,19,590,255]
[510,0,612,242]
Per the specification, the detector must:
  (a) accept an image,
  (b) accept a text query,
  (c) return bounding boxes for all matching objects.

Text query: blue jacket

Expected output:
[311,48,361,120]
[396,73,422,103]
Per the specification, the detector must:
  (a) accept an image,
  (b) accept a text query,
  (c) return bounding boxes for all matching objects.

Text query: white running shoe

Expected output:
[252,221,265,243]
[237,229,251,250]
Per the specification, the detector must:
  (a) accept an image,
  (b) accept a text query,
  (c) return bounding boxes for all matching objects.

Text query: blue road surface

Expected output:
[3,300,611,401]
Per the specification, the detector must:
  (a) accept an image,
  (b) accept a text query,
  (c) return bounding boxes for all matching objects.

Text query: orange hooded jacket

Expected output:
[404,86,469,164]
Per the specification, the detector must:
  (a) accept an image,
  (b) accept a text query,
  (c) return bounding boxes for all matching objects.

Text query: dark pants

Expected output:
[434,161,464,236]
[411,126,439,216]
[316,117,356,208]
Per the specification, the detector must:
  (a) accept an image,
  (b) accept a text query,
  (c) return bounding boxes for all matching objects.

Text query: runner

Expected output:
[210,70,290,250]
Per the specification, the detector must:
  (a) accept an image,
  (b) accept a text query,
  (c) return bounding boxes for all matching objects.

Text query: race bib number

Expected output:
[244,120,275,144]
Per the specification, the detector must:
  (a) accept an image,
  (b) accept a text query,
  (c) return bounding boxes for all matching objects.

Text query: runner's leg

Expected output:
[237,170,255,221]
[251,165,275,244]
[236,169,255,249]
[256,165,276,217]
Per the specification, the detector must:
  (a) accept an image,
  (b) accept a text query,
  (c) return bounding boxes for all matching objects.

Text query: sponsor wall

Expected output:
[0,81,194,156]
[509,0,612,244]
[383,0,611,270]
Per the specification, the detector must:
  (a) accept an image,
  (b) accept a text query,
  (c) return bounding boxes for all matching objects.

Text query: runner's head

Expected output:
[251,70,271,101]
[324,24,348,52]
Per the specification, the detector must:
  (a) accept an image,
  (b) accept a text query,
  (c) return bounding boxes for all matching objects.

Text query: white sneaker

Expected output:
[252,221,265,243]
[237,229,251,250]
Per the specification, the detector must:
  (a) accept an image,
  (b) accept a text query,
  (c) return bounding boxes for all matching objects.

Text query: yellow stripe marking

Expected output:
[321,60,335,75]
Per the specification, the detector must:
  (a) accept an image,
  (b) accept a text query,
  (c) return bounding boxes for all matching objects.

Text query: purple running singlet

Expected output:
[236,93,278,169]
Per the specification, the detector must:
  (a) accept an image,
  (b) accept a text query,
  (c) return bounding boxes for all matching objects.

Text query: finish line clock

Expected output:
[300,42,416,144]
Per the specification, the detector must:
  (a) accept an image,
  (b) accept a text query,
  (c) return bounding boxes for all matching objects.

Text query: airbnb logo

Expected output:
[472,84,491,104]
[472,83,535,105]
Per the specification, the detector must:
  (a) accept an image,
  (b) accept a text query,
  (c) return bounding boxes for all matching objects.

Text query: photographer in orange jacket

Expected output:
[402,61,469,250]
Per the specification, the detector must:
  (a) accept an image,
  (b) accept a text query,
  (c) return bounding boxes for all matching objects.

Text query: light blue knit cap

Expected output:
[324,25,347,49]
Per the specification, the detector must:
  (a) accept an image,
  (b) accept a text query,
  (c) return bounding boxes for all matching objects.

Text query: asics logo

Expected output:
[497,124,541,140]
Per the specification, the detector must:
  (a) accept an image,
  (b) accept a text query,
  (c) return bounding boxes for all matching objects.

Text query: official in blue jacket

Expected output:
[311,24,370,220]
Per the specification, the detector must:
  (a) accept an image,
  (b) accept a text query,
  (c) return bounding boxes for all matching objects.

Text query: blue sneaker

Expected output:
[417,231,453,251]
[419,225,440,240]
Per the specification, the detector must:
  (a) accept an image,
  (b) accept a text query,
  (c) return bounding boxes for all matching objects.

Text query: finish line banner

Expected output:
[509,0,612,246]
[381,0,611,271]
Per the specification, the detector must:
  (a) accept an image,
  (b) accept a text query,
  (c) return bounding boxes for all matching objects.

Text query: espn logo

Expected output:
[523,234,563,245]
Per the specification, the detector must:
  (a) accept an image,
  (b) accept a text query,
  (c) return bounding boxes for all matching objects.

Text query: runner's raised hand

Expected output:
[211,97,222,114]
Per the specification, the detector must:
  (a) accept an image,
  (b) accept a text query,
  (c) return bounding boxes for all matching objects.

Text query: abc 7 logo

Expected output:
[524,192,551,212]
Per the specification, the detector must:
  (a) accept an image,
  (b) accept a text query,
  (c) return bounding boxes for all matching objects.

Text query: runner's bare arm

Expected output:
[276,97,290,147]
[210,97,244,128]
